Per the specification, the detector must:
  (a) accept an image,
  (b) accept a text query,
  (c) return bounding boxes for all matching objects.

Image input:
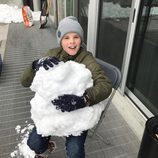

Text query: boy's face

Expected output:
[61,33,81,56]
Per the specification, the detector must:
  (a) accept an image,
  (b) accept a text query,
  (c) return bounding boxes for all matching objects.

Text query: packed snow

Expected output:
[0,4,40,23]
[30,61,106,136]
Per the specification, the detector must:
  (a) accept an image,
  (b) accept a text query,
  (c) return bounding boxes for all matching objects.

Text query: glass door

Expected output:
[96,0,132,70]
[127,0,158,116]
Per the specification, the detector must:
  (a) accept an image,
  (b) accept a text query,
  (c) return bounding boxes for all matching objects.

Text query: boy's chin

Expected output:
[67,50,78,56]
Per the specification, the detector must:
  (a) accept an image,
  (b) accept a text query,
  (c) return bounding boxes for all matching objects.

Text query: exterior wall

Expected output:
[112,91,147,140]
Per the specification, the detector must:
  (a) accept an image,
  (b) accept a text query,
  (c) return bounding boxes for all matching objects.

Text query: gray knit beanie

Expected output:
[56,16,84,44]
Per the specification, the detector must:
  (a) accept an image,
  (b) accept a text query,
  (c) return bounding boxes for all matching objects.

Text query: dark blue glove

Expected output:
[32,56,59,71]
[51,94,87,112]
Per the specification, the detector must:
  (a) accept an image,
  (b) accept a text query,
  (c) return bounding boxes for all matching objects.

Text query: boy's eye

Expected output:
[74,36,79,38]
[64,37,69,39]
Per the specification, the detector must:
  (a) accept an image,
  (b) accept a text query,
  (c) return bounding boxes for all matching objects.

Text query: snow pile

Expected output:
[102,2,131,18]
[11,123,35,158]
[0,4,40,23]
[30,61,106,136]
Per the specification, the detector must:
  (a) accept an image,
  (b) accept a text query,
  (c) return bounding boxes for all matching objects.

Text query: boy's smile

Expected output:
[61,33,81,56]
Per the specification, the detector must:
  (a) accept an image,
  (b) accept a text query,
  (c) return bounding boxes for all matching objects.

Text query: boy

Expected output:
[21,16,112,158]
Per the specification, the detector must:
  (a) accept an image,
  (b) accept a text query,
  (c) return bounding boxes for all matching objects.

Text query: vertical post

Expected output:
[87,0,100,55]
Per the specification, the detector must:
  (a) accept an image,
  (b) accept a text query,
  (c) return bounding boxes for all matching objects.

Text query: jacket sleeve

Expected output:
[82,54,112,106]
[20,64,36,87]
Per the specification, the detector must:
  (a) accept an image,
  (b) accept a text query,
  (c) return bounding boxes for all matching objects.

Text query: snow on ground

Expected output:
[0,4,40,23]
[11,123,35,158]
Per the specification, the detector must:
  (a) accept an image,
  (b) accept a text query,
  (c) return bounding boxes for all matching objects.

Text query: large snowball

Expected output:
[30,60,106,136]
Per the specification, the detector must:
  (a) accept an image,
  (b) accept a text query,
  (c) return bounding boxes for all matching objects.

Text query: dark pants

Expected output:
[27,127,88,158]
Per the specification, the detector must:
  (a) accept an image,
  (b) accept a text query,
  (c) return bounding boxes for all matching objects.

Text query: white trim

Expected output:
[87,0,100,55]
[112,90,147,140]
[120,0,141,94]
[126,88,154,118]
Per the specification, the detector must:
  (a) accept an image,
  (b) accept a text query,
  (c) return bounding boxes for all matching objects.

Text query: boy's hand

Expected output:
[51,94,87,112]
[32,57,59,71]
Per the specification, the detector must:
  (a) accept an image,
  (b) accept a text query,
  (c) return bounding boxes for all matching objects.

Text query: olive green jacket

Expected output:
[21,47,112,106]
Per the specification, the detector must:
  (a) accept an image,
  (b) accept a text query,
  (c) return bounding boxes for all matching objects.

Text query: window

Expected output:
[127,0,158,115]
[96,0,132,70]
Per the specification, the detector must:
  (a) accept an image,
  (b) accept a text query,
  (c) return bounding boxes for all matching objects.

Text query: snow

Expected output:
[102,2,158,19]
[102,2,131,18]
[0,4,40,23]
[11,124,36,158]
[30,61,93,101]
[30,61,106,137]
